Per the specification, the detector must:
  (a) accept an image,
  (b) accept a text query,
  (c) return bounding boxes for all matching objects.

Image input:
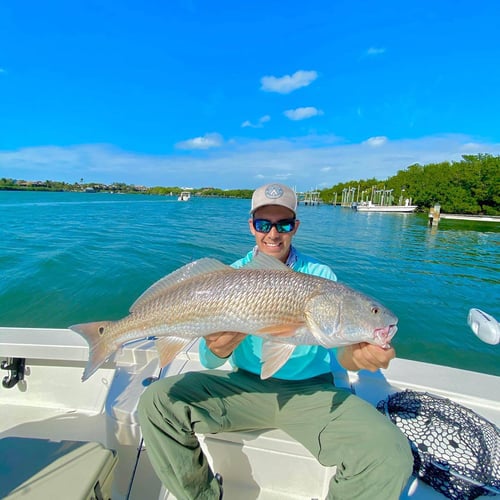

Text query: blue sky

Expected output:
[1,0,499,190]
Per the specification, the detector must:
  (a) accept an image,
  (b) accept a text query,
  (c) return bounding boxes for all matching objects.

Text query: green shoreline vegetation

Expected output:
[1,154,498,215]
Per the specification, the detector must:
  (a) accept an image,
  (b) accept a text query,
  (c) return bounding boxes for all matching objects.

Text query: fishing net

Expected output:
[376,390,500,499]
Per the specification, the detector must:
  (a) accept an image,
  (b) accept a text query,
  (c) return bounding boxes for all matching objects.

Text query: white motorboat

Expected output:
[177,191,191,202]
[0,319,498,499]
[354,201,418,213]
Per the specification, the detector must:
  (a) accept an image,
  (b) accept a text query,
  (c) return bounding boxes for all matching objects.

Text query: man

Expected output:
[138,183,413,499]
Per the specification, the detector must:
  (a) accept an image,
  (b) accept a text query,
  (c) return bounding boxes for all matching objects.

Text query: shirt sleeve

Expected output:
[302,261,337,282]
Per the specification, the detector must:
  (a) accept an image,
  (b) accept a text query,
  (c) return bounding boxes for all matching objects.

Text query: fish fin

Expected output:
[256,322,306,337]
[155,337,191,367]
[242,253,292,271]
[70,321,115,382]
[130,258,231,312]
[304,293,341,346]
[261,341,295,379]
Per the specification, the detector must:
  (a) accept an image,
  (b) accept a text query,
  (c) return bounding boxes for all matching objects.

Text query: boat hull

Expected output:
[1,327,498,499]
[355,204,418,213]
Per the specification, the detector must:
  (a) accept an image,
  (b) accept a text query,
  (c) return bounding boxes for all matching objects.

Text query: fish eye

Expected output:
[371,306,379,314]
[98,326,105,335]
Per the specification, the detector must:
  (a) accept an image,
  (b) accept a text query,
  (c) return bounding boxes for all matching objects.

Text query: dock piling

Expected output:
[429,204,441,226]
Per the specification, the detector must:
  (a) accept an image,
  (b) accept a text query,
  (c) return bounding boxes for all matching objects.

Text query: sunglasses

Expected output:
[252,218,296,233]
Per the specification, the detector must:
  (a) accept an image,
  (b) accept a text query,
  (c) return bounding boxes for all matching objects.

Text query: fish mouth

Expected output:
[373,324,398,347]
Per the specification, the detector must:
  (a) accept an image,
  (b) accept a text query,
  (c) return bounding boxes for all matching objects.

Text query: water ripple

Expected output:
[1,191,498,375]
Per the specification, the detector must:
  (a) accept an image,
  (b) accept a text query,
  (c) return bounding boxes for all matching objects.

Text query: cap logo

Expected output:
[265,184,284,200]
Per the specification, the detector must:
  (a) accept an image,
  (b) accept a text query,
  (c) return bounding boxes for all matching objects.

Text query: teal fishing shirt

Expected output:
[199,246,338,380]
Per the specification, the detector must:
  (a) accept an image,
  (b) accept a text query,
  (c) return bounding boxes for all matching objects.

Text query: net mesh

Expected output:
[376,390,500,500]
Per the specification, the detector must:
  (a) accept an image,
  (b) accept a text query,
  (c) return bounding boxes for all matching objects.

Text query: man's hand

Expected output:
[204,331,247,359]
[337,342,396,372]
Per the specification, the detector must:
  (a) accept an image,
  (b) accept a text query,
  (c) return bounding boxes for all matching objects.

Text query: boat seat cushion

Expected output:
[0,438,117,500]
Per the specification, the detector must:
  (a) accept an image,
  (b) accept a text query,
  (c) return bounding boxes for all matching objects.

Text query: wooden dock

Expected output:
[299,191,321,206]
[429,204,499,226]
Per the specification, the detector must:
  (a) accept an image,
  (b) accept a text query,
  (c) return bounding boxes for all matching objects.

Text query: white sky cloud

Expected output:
[241,115,271,128]
[366,47,386,56]
[364,136,388,147]
[2,134,498,190]
[175,133,223,150]
[284,107,324,121]
[260,70,318,94]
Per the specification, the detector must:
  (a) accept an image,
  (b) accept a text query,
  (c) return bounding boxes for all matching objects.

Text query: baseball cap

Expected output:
[250,183,297,215]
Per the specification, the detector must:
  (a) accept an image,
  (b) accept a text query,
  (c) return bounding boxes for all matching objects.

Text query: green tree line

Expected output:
[320,154,499,215]
[0,178,254,199]
[2,154,498,214]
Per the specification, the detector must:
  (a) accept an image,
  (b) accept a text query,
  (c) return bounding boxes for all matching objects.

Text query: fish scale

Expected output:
[70,254,398,381]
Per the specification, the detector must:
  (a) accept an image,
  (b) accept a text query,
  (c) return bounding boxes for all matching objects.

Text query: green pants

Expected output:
[138,369,413,500]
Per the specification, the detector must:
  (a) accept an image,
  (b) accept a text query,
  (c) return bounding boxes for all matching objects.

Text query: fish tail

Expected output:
[70,321,115,381]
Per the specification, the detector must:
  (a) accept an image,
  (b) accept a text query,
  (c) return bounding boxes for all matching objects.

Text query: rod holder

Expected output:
[1,357,26,389]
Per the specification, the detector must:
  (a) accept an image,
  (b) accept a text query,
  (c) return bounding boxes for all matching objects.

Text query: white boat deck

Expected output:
[1,327,498,499]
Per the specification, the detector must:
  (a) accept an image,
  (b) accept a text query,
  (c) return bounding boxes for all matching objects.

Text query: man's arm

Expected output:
[204,331,246,358]
[198,332,247,369]
[337,342,396,372]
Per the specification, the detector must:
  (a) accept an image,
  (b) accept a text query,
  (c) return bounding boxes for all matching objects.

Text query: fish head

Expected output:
[305,284,398,348]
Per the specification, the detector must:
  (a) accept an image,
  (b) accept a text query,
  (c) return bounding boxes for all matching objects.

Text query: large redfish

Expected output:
[70,254,398,381]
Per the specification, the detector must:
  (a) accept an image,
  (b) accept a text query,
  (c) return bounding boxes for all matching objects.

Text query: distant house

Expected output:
[16,180,48,188]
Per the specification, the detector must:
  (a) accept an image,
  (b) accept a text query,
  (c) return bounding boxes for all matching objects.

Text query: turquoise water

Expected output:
[1,190,499,375]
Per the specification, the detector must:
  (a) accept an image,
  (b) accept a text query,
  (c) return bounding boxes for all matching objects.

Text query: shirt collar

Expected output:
[251,245,298,269]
